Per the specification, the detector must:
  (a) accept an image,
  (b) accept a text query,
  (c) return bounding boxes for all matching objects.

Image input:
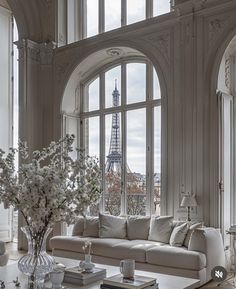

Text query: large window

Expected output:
[61,0,171,44]
[70,60,161,216]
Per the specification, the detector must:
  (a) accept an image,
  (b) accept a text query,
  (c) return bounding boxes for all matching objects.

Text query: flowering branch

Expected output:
[82,241,92,255]
[0,134,102,233]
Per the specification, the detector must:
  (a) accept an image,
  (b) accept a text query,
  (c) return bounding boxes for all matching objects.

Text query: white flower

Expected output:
[0,135,102,240]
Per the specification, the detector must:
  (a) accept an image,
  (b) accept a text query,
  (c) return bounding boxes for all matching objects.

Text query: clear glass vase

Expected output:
[18,226,55,289]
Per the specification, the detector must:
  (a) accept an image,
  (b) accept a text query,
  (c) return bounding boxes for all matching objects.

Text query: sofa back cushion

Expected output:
[148,216,173,243]
[184,222,202,247]
[72,216,85,236]
[83,216,99,237]
[169,222,188,246]
[99,213,127,238]
[127,216,150,240]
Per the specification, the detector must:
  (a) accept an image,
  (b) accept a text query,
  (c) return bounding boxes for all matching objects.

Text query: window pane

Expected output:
[105,0,121,31]
[105,114,122,215]
[127,108,146,215]
[84,116,100,158]
[153,0,170,17]
[87,0,98,37]
[154,106,161,215]
[84,116,100,216]
[153,68,161,99]
[65,116,79,160]
[127,63,146,104]
[85,77,99,112]
[105,66,121,108]
[127,0,145,25]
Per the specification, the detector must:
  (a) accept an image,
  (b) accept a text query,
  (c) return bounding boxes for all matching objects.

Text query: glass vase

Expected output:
[18,226,55,289]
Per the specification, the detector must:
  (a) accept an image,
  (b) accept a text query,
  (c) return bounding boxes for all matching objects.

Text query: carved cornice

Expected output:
[39,42,57,65]
[14,39,56,65]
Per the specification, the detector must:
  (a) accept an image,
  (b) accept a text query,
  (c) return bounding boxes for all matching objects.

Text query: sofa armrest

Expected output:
[188,228,225,270]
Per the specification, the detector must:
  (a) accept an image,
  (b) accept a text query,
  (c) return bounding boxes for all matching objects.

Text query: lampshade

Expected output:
[181,194,197,207]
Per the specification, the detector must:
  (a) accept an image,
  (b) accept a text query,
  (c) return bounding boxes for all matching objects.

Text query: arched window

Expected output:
[59,0,171,45]
[64,58,162,216]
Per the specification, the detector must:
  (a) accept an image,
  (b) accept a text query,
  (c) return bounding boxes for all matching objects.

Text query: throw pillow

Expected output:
[148,216,173,243]
[184,222,203,248]
[83,216,99,237]
[72,216,85,236]
[127,216,151,240]
[169,222,188,247]
[99,213,127,238]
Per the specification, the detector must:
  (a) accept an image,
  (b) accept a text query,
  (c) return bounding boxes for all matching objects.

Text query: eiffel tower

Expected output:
[105,81,122,172]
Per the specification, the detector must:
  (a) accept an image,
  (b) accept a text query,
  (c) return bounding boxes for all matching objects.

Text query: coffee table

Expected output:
[0,257,200,289]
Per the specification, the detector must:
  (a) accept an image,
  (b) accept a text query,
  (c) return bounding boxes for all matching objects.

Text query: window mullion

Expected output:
[82,0,87,38]
[100,73,105,212]
[78,0,86,40]
[146,0,153,19]
[151,106,155,215]
[121,63,127,215]
[80,85,85,149]
[99,0,105,34]
[121,0,127,27]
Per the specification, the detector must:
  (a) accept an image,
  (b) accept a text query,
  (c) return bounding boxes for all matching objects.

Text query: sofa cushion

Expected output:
[72,216,85,236]
[127,216,150,240]
[83,217,99,237]
[50,236,93,253]
[99,213,127,238]
[92,239,163,262]
[146,245,206,270]
[148,216,173,243]
[169,223,188,247]
[184,222,202,248]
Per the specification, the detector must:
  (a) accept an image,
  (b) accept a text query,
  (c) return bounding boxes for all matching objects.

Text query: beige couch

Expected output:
[50,215,225,286]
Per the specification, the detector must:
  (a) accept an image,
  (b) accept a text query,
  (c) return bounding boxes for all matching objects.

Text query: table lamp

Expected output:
[181,193,197,222]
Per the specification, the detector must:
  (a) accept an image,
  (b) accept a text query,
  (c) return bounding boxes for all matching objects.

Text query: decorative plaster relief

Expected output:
[145,33,170,64]
[56,62,71,83]
[15,39,56,65]
[39,42,56,65]
[225,57,231,89]
[208,18,224,45]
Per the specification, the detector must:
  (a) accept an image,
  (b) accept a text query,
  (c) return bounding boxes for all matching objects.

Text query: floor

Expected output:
[4,242,235,288]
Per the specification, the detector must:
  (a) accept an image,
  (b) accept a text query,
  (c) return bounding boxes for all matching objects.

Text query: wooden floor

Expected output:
[4,242,235,288]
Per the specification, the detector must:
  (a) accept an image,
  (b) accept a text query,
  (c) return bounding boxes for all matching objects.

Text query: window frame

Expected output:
[78,57,161,216]
[64,0,171,43]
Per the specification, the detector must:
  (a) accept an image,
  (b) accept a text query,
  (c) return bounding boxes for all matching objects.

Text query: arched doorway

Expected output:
[61,46,165,234]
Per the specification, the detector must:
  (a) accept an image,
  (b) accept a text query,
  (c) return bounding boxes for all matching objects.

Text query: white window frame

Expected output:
[77,57,161,216]
[60,0,171,44]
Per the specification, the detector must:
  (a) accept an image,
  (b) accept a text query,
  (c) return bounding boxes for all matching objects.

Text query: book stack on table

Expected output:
[101,274,158,289]
[64,266,106,286]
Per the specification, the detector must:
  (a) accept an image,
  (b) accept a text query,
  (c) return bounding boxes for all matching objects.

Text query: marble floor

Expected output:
[4,242,235,288]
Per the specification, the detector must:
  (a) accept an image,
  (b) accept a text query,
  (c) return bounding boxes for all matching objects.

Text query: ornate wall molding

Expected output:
[56,62,71,83]
[15,39,56,65]
[144,33,170,64]
[209,19,224,43]
[225,57,231,89]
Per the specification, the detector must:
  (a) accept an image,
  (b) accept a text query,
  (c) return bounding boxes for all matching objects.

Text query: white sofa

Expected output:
[50,215,225,287]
